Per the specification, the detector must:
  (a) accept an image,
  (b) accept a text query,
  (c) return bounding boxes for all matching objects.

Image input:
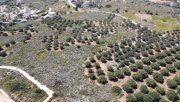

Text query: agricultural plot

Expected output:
[0,24,38,57]
[42,13,138,51]
[83,27,180,101]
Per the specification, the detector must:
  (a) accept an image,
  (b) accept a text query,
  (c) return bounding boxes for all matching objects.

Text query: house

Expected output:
[43,8,57,19]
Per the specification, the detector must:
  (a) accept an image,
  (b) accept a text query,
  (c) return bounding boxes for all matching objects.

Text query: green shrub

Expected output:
[150,63,160,70]
[142,58,151,65]
[89,73,96,80]
[166,89,179,101]
[160,69,169,76]
[152,72,164,83]
[107,66,114,72]
[135,62,143,69]
[145,78,157,88]
[134,92,144,102]
[157,60,166,67]
[115,70,124,79]
[159,99,168,102]
[97,75,107,84]
[167,79,178,89]
[173,75,180,85]
[122,68,131,76]
[132,73,143,81]
[149,91,161,102]
[174,62,180,70]
[127,79,137,89]
[164,57,173,64]
[155,86,165,95]
[166,64,176,73]
[143,94,153,102]
[94,63,101,69]
[122,84,133,93]
[140,85,149,94]
[108,72,118,81]
[105,4,112,8]
[97,69,104,76]
[149,56,156,62]
[143,66,153,74]
[129,64,138,72]
[175,54,180,60]
[126,94,137,102]
[89,57,96,63]
[85,61,92,68]
[111,86,121,96]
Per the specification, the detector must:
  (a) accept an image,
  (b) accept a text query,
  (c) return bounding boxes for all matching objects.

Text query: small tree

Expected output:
[107,66,114,72]
[150,63,160,70]
[173,75,180,85]
[149,91,161,102]
[174,62,180,70]
[135,62,143,69]
[155,86,165,95]
[85,61,92,68]
[89,57,96,63]
[149,56,156,62]
[127,79,137,89]
[89,73,96,80]
[122,84,133,93]
[166,89,179,101]
[108,72,118,81]
[115,70,124,79]
[160,69,169,76]
[167,79,178,89]
[129,64,138,72]
[145,78,157,88]
[157,60,166,67]
[122,68,131,76]
[97,69,104,76]
[143,94,153,102]
[142,58,151,65]
[132,73,143,81]
[97,75,107,84]
[126,94,137,102]
[166,64,176,73]
[140,85,149,94]
[152,72,164,83]
[111,86,122,96]
[143,66,153,74]
[134,92,144,102]
[94,63,101,69]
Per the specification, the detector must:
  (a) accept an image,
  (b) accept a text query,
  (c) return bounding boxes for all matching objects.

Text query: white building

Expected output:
[43,8,57,19]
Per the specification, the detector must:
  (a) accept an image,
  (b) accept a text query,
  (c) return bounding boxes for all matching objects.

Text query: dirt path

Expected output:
[0,89,14,102]
[0,66,54,102]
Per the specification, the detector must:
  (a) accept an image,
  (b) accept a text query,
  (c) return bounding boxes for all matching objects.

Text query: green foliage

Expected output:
[166,64,176,73]
[135,62,143,69]
[107,66,114,72]
[134,92,144,102]
[122,84,133,93]
[150,63,160,70]
[89,73,96,80]
[159,99,168,102]
[108,72,118,81]
[143,94,153,102]
[129,64,138,72]
[173,75,180,85]
[132,72,143,81]
[149,91,161,102]
[145,78,157,88]
[115,69,124,79]
[152,72,164,83]
[155,86,165,95]
[85,61,92,68]
[97,69,104,76]
[174,62,180,70]
[167,79,178,89]
[166,89,179,101]
[141,58,151,65]
[126,94,137,102]
[127,79,137,89]
[105,4,112,8]
[111,86,122,96]
[97,75,107,84]
[140,85,149,94]
[122,68,131,76]
[143,66,153,74]
[160,69,169,76]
